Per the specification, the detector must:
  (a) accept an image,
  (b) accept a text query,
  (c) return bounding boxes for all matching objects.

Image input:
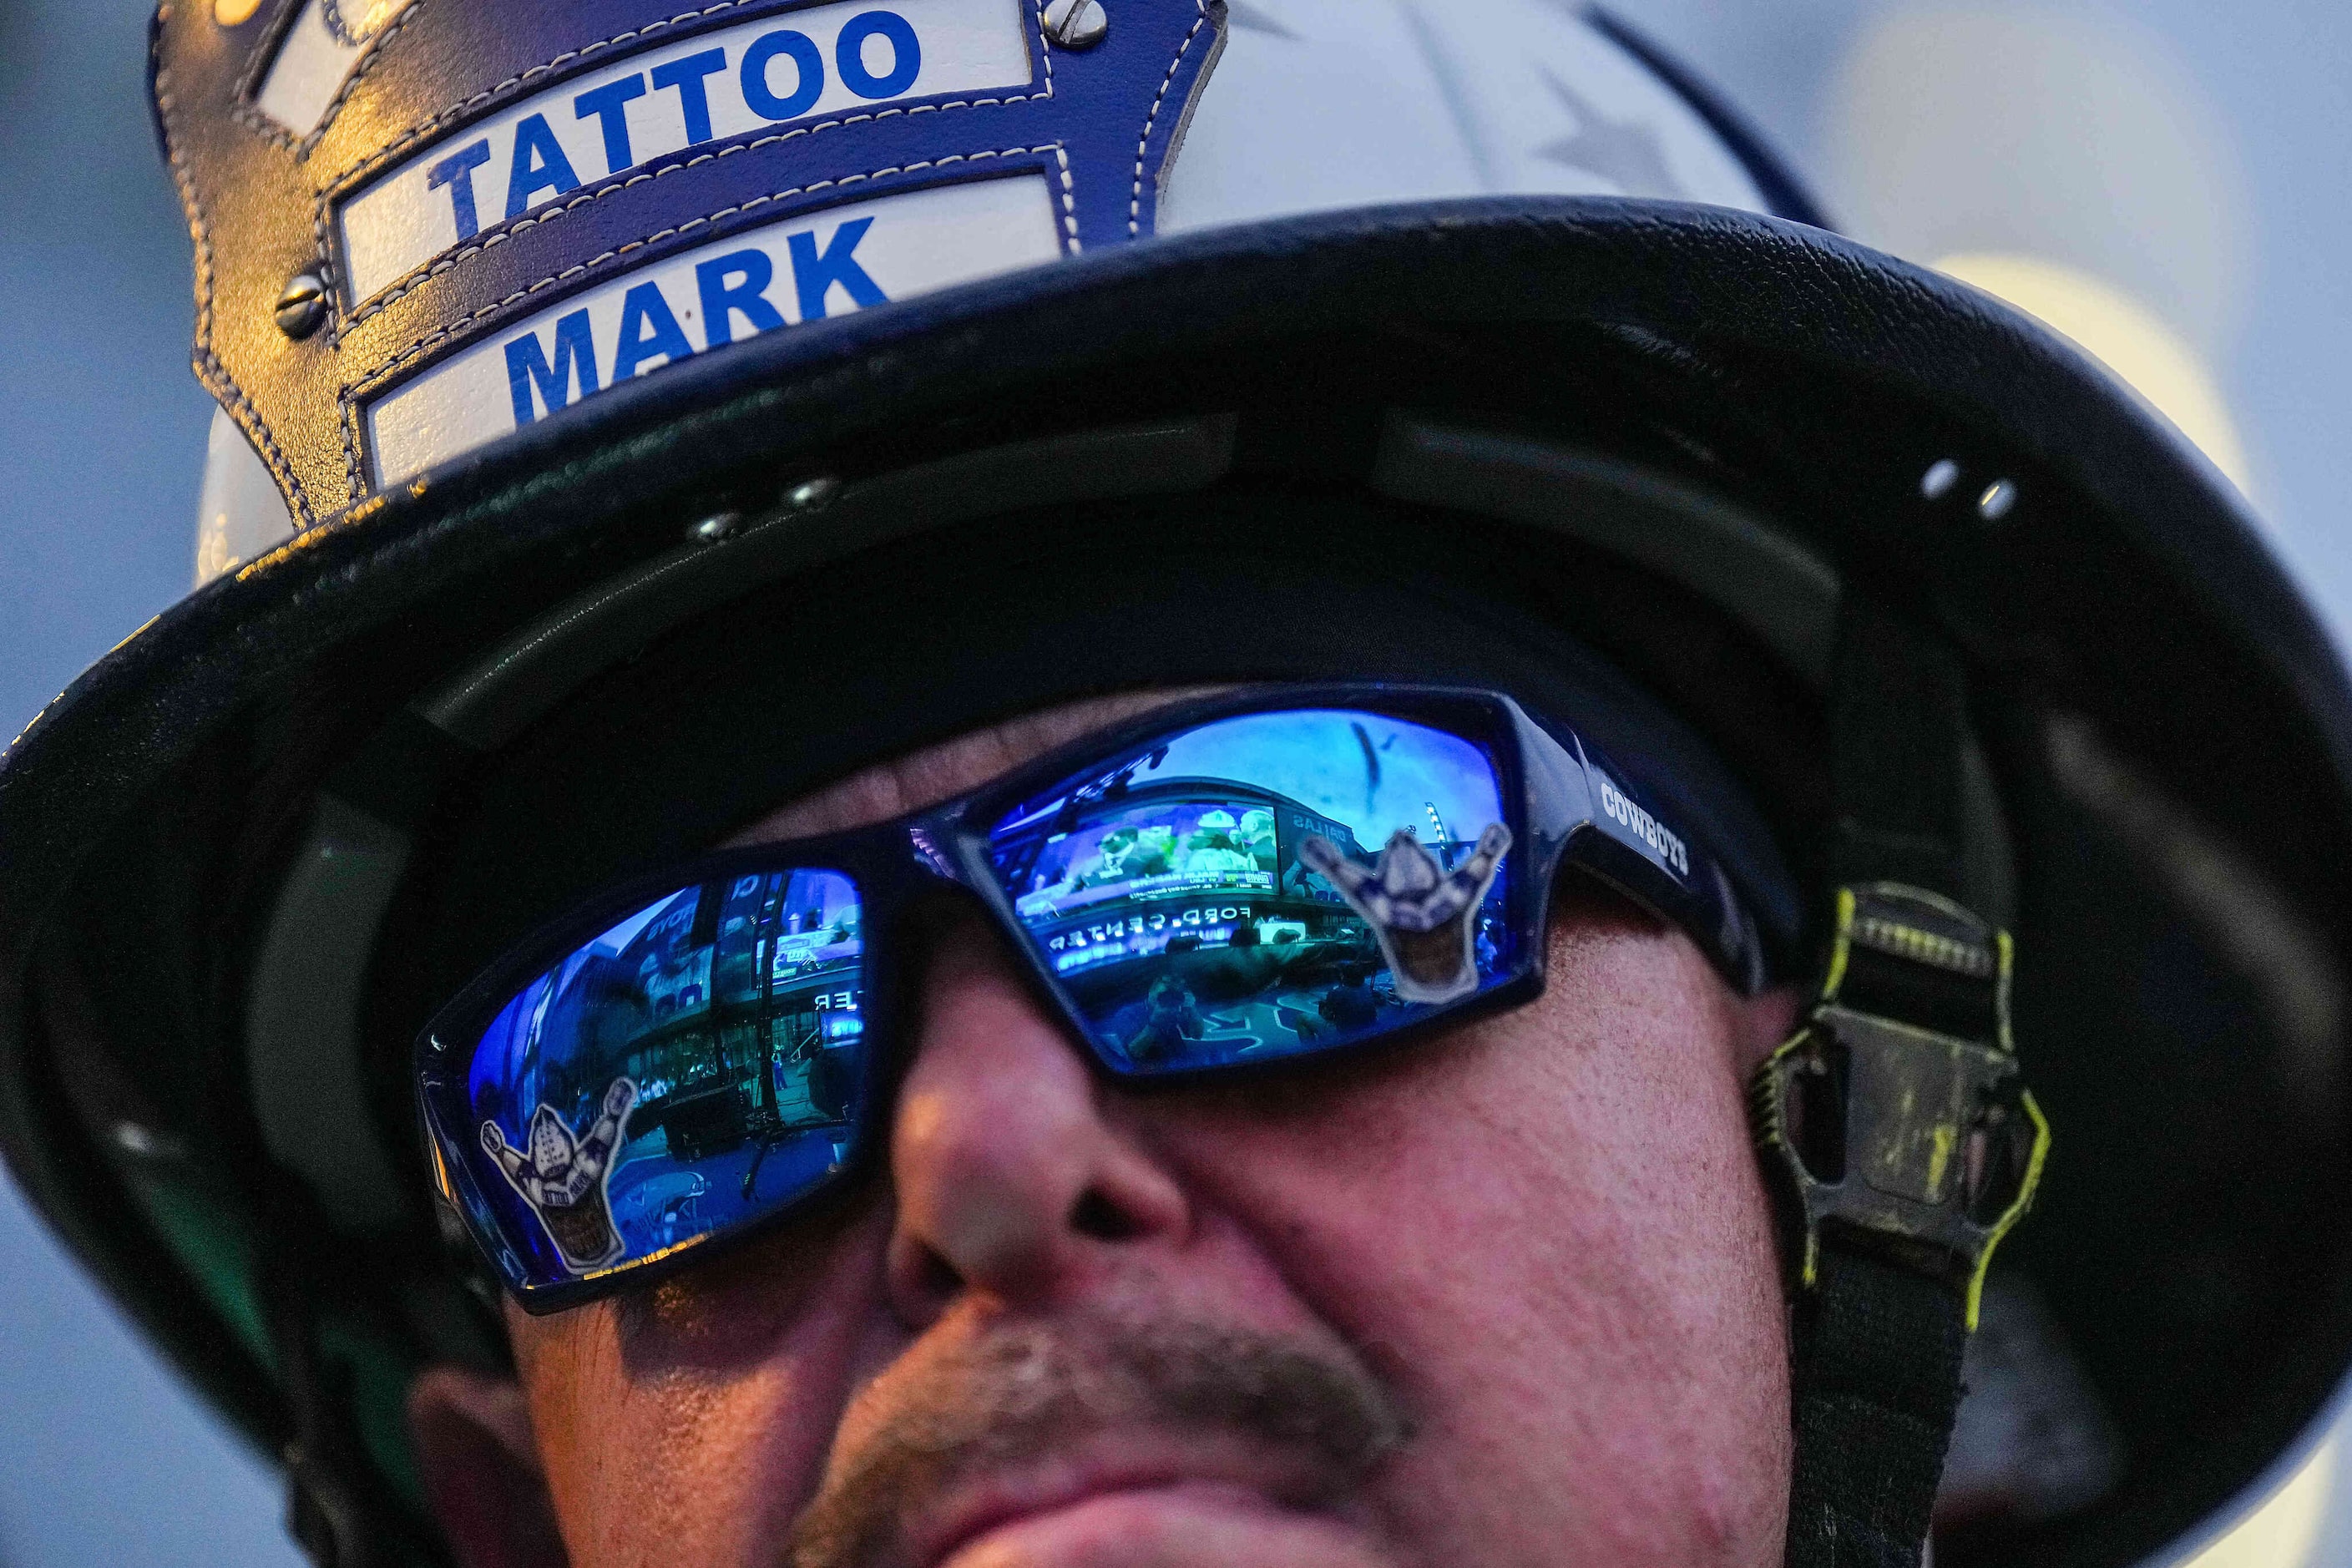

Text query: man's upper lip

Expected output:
[906,1438,1315,1568]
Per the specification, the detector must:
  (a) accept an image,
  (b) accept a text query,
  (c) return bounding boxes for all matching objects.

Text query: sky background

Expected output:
[3,0,2349,1562]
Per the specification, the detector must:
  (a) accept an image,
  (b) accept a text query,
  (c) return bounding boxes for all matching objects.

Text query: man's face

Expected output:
[411,692,1798,1568]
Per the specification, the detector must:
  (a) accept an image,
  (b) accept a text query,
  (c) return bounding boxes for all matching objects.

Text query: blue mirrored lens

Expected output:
[988,709,1518,1073]
[432,869,867,1290]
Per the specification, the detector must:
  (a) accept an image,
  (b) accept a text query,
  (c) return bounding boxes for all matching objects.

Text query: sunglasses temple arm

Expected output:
[1509,705,1765,994]
[1510,703,1601,894]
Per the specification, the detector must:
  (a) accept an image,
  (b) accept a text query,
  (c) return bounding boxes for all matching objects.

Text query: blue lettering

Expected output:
[503,114,582,220]
[426,139,492,240]
[694,250,788,346]
[650,48,728,145]
[788,218,888,320]
[834,12,920,99]
[741,29,824,121]
[503,309,600,423]
[612,281,695,380]
[572,74,647,175]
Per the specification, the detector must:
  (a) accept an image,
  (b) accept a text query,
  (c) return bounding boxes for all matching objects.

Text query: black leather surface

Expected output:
[154,0,1229,515]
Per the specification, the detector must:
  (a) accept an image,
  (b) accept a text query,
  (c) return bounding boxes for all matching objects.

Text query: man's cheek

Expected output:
[1134,929,1783,1565]
[514,1205,898,1566]
[613,1195,895,1374]
[540,1341,858,1565]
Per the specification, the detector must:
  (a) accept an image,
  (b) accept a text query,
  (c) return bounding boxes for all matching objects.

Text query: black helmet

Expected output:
[4,3,2347,1565]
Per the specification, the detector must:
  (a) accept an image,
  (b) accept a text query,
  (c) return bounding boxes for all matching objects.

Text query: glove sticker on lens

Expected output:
[481,1077,637,1274]
[1297,825,1513,1005]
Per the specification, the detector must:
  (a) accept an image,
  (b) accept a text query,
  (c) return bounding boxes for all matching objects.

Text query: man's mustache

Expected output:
[786,1315,1411,1568]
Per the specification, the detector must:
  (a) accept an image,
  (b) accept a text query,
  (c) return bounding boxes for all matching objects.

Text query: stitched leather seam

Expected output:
[363,143,1072,376]
[338,141,1075,486]
[320,0,1055,195]
[1030,0,1059,96]
[1050,138,1079,251]
[233,0,427,154]
[333,92,1044,332]
[339,369,367,497]
[321,1,809,185]
[227,0,308,125]
[1128,0,1208,235]
[157,28,321,529]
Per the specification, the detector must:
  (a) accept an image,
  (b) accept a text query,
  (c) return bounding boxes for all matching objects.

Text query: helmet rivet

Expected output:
[1043,0,1109,50]
[784,475,842,511]
[688,510,746,546]
[274,272,329,339]
[112,1120,178,1160]
[1976,478,2018,522]
[1920,458,1961,500]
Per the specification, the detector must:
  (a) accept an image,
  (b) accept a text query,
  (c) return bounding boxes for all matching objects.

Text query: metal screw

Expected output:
[1920,458,1960,500]
[275,272,329,339]
[783,475,842,511]
[687,510,745,546]
[1976,478,2018,522]
[1043,0,1109,49]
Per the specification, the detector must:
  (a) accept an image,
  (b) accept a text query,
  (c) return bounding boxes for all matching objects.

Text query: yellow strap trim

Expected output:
[1820,886,1858,1002]
[1962,1087,2051,1331]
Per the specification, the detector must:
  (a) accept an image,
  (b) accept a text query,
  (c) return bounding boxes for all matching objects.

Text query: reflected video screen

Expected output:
[989,708,1518,1074]
[455,867,868,1282]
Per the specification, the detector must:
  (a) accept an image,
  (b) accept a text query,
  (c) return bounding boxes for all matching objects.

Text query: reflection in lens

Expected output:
[989,709,1515,1074]
[441,869,866,1287]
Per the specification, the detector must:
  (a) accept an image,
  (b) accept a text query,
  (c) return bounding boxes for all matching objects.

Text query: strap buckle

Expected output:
[1753,883,2051,1330]
[286,1440,377,1568]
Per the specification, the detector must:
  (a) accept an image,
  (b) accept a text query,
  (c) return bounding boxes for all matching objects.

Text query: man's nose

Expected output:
[884,905,1191,1325]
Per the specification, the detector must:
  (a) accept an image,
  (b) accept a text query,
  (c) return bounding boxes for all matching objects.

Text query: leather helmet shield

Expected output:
[171,0,1801,572]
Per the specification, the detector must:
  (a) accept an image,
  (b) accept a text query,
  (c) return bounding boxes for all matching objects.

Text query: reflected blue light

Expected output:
[990,708,1516,1075]
[436,869,869,1289]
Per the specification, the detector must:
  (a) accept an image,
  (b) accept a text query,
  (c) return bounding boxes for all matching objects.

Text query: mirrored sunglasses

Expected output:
[415,685,1765,1311]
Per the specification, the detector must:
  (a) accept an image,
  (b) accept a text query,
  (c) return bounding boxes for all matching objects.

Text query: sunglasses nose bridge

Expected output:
[860,873,1115,1124]
[890,806,1075,975]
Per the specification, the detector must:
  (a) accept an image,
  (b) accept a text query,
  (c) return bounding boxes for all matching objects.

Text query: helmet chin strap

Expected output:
[1766,595,2049,1568]
[266,1191,442,1568]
